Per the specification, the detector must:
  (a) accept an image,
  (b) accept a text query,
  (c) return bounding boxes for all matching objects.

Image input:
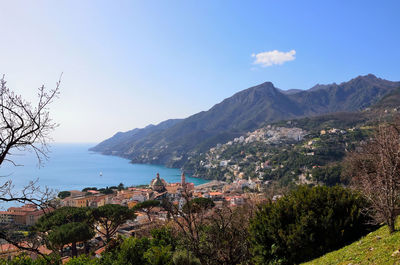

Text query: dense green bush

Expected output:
[143,245,172,265]
[0,255,47,265]
[150,227,176,250]
[250,185,373,264]
[66,255,99,265]
[311,164,343,186]
[115,237,151,264]
[172,250,201,265]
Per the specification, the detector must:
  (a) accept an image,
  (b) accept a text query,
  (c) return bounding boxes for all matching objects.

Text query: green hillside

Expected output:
[91,74,400,168]
[302,218,400,265]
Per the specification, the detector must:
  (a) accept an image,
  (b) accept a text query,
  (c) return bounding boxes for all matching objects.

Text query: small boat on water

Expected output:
[99,172,103,176]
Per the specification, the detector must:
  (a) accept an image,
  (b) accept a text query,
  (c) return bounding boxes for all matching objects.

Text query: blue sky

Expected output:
[0,0,399,142]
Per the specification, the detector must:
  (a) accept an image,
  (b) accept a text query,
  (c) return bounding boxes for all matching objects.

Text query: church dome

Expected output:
[151,173,167,192]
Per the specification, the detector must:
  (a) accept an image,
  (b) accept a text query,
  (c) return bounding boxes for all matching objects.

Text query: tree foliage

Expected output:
[133,200,160,221]
[36,207,89,230]
[250,185,373,264]
[57,191,71,199]
[47,222,94,256]
[150,226,176,251]
[0,254,52,265]
[65,255,99,265]
[35,207,94,257]
[182,197,215,213]
[311,164,343,186]
[82,187,97,192]
[115,237,151,265]
[143,245,172,265]
[98,187,114,195]
[90,204,136,242]
[172,250,201,265]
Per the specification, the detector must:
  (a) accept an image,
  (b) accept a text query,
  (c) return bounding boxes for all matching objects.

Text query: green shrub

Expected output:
[250,185,373,264]
[0,254,58,265]
[150,227,176,250]
[144,245,172,265]
[116,237,151,264]
[65,255,99,265]
[172,250,201,265]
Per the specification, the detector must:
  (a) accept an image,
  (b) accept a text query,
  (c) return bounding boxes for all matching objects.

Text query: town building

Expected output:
[0,204,45,226]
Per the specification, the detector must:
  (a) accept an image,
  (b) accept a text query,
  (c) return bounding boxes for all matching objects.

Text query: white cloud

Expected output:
[251,49,296,67]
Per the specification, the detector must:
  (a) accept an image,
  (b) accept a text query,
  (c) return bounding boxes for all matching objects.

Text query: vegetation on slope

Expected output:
[250,185,374,265]
[0,186,373,265]
[302,218,400,265]
[92,75,400,168]
[184,119,372,184]
[185,87,400,184]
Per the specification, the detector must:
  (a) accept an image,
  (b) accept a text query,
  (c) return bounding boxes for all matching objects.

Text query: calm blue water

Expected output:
[0,143,208,193]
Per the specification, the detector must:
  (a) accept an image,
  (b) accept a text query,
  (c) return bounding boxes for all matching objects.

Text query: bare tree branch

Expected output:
[0,74,61,167]
[345,117,400,233]
[0,74,61,257]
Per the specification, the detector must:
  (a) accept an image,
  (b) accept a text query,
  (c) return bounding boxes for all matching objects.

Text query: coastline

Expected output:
[0,143,209,194]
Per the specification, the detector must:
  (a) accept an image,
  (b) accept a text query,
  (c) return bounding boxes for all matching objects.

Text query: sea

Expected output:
[0,143,208,195]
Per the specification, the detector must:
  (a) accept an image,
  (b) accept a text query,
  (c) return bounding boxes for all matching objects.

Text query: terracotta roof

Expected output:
[0,242,51,255]
[0,243,19,254]
[95,246,106,255]
[0,211,27,216]
[209,192,223,196]
[8,207,37,212]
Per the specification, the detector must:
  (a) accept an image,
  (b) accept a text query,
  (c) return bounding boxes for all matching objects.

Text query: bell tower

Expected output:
[181,172,186,186]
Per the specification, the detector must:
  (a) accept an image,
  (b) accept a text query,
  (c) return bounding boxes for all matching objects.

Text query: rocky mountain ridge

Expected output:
[91,74,400,168]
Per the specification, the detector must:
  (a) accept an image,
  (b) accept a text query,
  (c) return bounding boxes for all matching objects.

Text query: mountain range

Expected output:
[90,74,400,168]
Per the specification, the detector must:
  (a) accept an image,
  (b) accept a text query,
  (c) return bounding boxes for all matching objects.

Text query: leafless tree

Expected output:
[0,74,61,259]
[163,187,255,265]
[0,75,60,167]
[0,75,61,204]
[345,119,400,233]
[162,188,212,264]
[200,204,253,265]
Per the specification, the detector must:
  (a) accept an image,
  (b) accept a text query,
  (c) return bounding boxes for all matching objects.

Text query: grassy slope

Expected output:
[302,219,400,265]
